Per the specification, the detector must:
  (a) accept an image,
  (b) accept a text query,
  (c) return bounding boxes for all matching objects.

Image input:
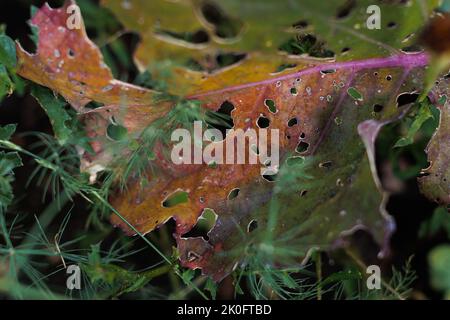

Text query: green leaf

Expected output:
[30,85,73,145]
[419,207,450,239]
[106,123,128,141]
[181,268,195,285]
[0,65,13,101]
[83,243,171,298]
[204,277,218,300]
[0,149,23,211]
[0,34,17,69]
[394,101,434,148]
[321,269,362,287]
[419,81,450,205]
[0,123,16,140]
[429,245,450,299]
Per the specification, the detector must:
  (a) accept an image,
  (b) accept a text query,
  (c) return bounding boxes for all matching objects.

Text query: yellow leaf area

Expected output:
[101,0,438,98]
[101,0,337,96]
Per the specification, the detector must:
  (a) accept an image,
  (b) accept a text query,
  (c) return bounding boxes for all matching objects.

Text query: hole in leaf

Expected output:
[162,191,189,208]
[386,75,393,81]
[264,99,277,113]
[207,101,235,138]
[200,1,243,39]
[156,29,209,44]
[85,101,105,109]
[396,93,419,107]
[320,69,337,74]
[279,34,334,58]
[247,219,258,233]
[373,104,384,112]
[319,161,333,168]
[336,0,356,19]
[290,87,298,95]
[106,123,127,141]
[184,59,205,71]
[216,52,246,68]
[387,21,397,29]
[257,116,270,128]
[228,188,240,200]
[288,117,298,127]
[296,141,309,153]
[401,45,423,53]
[183,209,217,239]
[347,87,363,101]
[67,48,75,58]
[341,47,350,54]
[418,172,430,178]
[299,190,308,197]
[293,20,309,29]
[300,132,306,139]
[262,172,277,182]
[275,63,297,73]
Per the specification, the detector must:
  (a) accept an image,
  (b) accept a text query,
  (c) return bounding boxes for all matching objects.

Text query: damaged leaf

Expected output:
[16,1,442,283]
[419,80,450,204]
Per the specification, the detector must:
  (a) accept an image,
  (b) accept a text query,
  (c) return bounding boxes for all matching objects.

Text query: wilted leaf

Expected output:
[418,78,450,205]
[15,0,171,118]
[16,2,439,282]
[108,53,429,280]
[416,13,450,205]
[15,1,174,172]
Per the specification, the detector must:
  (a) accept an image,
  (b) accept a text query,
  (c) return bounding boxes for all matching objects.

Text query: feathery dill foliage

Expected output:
[232,155,418,300]
[26,133,87,204]
[232,155,320,299]
[331,256,417,300]
[106,95,232,189]
[0,87,220,300]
